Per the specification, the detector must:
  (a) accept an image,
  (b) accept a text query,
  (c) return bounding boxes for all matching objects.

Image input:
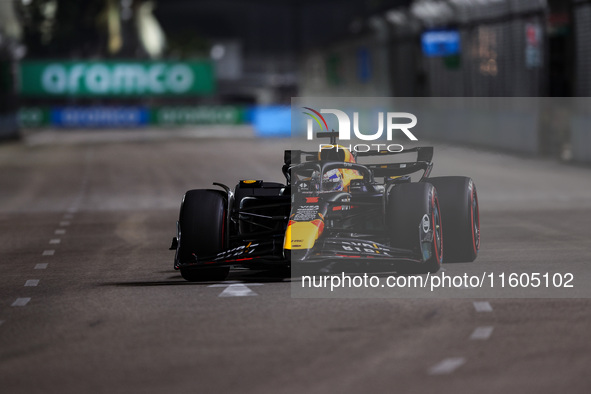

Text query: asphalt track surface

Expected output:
[1,128,591,393]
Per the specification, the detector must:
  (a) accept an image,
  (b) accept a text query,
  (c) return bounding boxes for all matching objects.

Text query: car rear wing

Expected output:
[356,146,433,163]
[284,146,434,181]
[357,147,433,179]
[285,146,432,164]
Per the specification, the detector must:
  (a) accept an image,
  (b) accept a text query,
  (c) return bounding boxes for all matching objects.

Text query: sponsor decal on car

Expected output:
[214,242,259,260]
[422,214,431,233]
[341,241,393,257]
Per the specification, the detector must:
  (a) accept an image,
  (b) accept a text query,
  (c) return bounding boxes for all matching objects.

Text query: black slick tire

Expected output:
[176,189,229,281]
[425,176,479,263]
[387,183,443,274]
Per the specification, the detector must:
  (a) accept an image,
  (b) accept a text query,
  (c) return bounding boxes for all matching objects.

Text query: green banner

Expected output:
[152,106,247,125]
[18,60,215,97]
[19,107,50,127]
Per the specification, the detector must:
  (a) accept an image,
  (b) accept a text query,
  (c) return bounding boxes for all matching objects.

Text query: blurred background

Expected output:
[0,0,590,161]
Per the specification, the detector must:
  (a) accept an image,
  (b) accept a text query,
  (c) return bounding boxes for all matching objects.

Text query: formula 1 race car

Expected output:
[170,133,479,281]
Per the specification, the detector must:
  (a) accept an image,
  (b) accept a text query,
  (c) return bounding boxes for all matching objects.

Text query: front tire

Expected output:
[425,177,479,263]
[176,189,229,281]
[387,183,443,274]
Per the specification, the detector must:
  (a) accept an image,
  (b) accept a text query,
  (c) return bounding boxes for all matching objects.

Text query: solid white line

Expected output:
[428,358,466,375]
[34,263,48,269]
[25,279,39,287]
[55,229,66,235]
[470,326,494,340]
[473,301,493,312]
[59,221,70,226]
[217,284,260,297]
[49,239,61,244]
[11,298,31,307]
[42,250,55,256]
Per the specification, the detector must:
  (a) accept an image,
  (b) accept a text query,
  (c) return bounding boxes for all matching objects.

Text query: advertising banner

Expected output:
[421,30,461,57]
[18,106,249,127]
[18,60,215,97]
[18,107,50,127]
[153,106,247,125]
[50,107,150,127]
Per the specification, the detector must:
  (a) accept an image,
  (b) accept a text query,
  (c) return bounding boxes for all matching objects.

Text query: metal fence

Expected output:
[301,0,549,98]
[423,18,546,96]
[574,0,591,96]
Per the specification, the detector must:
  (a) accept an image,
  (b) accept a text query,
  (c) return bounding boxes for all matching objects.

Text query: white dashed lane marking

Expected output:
[55,229,66,235]
[24,280,39,287]
[209,283,262,297]
[59,221,70,227]
[34,263,48,269]
[470,326,494,340]
[11,298,31,307]
[473,301,493,312]
[49,239,61,244]
[425,302,494,374]
[0,320,4,326]
[63,213,74,219]
[42,250,55,256]
[428,358,466,375]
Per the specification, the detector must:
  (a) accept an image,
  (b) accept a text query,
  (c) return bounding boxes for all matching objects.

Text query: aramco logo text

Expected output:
[302,107,418,153]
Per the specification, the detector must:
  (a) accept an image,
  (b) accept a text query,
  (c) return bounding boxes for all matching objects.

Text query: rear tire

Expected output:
[387,183,443,274]
[176,189,230,282]
[425,177,479,263]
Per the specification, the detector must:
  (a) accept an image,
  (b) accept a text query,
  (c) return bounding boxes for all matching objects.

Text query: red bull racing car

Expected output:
[170,134,479,281]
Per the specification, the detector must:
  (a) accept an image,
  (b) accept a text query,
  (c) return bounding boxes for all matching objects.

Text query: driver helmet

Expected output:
[322,169,343,191]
